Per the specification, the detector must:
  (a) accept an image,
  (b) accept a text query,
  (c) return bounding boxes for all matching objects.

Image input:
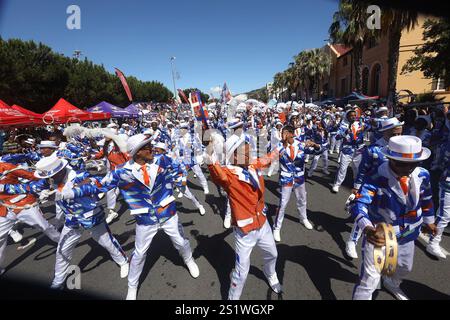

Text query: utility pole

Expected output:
[170,56,178,102]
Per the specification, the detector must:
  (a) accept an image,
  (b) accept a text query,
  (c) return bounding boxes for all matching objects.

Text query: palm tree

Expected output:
[380,7,418,106]
[295,49,331,100]
[329,0,379,93]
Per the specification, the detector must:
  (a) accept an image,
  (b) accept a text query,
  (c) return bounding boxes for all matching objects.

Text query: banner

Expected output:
[115,68,133,102]
[189,91,209,130]
[221,82,233,104]
[177,89,190,105]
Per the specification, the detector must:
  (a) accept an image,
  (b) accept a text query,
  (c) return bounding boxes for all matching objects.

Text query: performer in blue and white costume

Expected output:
[426,134,450,258]
[345,117,403,259]
[62,134,200,300]
[0,155,129,289]
[272,125,321,242]
[332,109,371,193]
[350,135,436,300]
[307,124,330,177]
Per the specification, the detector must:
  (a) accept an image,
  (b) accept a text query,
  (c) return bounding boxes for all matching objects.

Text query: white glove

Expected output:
[0,184,4,193]
[59,189,75,200]
[39,189,54,202]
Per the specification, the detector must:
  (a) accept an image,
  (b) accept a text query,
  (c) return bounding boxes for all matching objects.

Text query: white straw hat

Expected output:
[381,135,431,162]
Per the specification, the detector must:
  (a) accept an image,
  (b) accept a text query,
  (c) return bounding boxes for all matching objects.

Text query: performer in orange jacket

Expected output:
[0,162,60,276]
[206,135,281,300]
[93,137,130,224]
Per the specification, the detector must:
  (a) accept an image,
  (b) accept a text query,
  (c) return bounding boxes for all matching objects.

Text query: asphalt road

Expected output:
[1,153,449,300]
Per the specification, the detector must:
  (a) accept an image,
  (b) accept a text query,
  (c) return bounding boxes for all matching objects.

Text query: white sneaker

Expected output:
[329,150,334,155]
[186,260,200,278]
[426,244,447,259]
[178,192,184,199]
[9,230,23,243]
[383,277,409,300]
[199,205,206,216]
[331,185,339,193]
[223,216,231,229]
[265,273,282,294]
[307,171,313,178]
[120,262,129,278]
[106,210,119,224]
[345,241,358,259]
[302,219,313,230]
[204,189,209,195]
[273,229,281,242]
[322,169,330,175]
[126,287,138,300]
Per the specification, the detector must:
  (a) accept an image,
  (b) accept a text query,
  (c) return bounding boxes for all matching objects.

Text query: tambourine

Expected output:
[42,113,55,125]
[373,223,398,276]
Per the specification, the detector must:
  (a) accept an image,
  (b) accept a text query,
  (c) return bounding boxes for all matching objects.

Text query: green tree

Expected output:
[182,88,209,103]
[402,18,450,85]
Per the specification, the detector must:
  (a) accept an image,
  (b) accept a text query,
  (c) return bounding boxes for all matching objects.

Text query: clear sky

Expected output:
[0,0,338,95]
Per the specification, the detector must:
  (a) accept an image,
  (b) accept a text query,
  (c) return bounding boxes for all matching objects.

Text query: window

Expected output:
[362,68,369,95]
[432,78,446,91]
[341,78,347,96]
[371,64,381,96]
[343,56,348,66]
[367,38,378,49]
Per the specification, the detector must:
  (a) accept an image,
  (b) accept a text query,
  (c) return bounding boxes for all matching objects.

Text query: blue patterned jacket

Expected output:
[350,162,435,245]
[354,137,389,190]
[336,120,371,155]
[71,154,186,226]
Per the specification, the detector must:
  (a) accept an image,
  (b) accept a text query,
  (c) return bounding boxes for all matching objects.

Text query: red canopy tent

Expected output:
[0,100,37,128]
[11,104,43,118]
[42,98,111,124]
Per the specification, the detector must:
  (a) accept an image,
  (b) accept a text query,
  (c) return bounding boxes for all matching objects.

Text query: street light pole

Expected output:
[170,56,178,102]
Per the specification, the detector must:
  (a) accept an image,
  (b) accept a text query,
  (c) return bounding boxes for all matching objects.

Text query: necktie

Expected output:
[398,176,409,195]
[289,145,295,160]
[141,164,150,186]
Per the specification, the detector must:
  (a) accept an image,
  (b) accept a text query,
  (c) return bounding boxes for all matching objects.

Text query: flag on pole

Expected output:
[115,68,133,102]
[177,89,190,105]
[189,90,209,130]
[221,82,233,104]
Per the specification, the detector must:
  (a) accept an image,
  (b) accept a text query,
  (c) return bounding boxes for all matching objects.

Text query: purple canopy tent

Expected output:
[125,104,141,118]
[88,101,131,118]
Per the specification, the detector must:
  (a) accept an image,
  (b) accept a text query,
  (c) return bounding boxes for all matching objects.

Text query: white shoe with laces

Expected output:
[345,240,358,259]
[126,287,138,300]
[273,229,281,242]
[265,273,282,294]
[186,260,200,278]
[120,262,129,278]
[302,219,313,230]
[426,244,447,259]
[383,277,409,300]
[204,189,209,195]
[106,210,119,224]
[331,185,339,193]
[223,216,231,229]
[199,205,206,216]
[9,230,23,243]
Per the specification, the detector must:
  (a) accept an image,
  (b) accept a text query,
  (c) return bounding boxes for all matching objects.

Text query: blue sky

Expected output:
[0,0,338,95]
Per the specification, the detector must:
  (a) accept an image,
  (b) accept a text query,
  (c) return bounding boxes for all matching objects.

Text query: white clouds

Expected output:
[210,86,222,94]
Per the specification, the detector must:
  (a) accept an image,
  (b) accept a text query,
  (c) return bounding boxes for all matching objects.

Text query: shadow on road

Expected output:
[190,228,234,299]
[276,244,358,300]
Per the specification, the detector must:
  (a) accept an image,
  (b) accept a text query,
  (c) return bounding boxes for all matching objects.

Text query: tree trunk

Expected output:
[353,43,363,92]
[387,27,402,115]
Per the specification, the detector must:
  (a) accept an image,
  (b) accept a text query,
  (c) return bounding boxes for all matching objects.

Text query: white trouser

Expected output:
[107,188,120,211]
[225,200,231,219]
[348,223,362,243]
[430,186,450,246]
[183,186,202,209]
[353,239,414,300]
[0,207,60,270]
[334,151,363,187]
[54,203,65,229]
[330,138,342,153]
[128,214,193,289]
[274,183,307,231]
[308,151,329,173]
[52,222,127,286]
[191,164,209,192]
[228,220,278,300]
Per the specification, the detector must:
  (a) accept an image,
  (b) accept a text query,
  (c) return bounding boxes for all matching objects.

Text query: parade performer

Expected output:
[350,135,436,300]
[0,155,129,288]
[206,134,282,300]
[0,162,60,276]
[61,134,200,300]
[273,125,321,242]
